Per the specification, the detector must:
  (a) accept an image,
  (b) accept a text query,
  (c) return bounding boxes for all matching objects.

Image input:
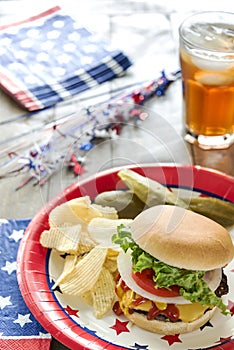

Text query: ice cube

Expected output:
[195,71,234,85]
[192,55,233,72]
[188,23,234,51]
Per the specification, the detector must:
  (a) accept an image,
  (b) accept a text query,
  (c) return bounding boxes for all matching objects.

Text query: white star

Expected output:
[0,47,6,55]
[1,261,16,275]
[0,219,8,225]
[9,229,24,242]
[20,38,33,48]
[63,42,76,52]
[1,37,12,46]
[0,295,12,309]
[84,44,97,53]
[41,41,55,51]
[27,28,40,38]
[13,313,32,328]
[68,32,81,41]
[52,67,66,77]
[14,50,28,60]
[80,56,94,65]
[33,63,44,72]
[53,20,64,28]
[36,52,50,62]
[57,53,71,64]
[39,331,51,338]
[8,62,22,71]
[24,75,38,84]
[47,30,60,40]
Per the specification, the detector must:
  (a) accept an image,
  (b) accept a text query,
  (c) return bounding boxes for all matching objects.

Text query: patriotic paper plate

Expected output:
[17,164,234,350]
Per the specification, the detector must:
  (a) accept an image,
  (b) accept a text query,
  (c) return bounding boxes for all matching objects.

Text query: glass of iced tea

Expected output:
[179,11,234,149]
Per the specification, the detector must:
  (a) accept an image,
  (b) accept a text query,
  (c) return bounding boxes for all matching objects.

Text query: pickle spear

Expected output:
[118,169,188,208]
[118,168,234,227]
[187,197,234,227]
[94,190,145,218]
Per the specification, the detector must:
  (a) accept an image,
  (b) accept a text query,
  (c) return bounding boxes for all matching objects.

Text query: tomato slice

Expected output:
[132,268,181,297]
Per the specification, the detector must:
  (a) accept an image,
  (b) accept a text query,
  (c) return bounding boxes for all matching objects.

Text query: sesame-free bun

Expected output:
[131,205,234,271]
[126,307,216,335]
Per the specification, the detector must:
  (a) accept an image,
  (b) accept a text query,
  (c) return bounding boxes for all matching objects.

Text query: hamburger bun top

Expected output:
[131,205,234,271]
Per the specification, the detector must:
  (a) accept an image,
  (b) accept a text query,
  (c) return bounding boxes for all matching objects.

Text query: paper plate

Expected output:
[17,164,234,350]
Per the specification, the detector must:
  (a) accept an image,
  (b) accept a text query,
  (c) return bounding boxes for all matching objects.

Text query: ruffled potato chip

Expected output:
[52,254,78,289]
[91,267,116,318]
[40,224,82,253]
[76,230,97,255]
[49,203,84,228]
[68,196,103,224]
[92,203,118,219]
[103,248,119,274]
[104,256,118,274]
[40,195,124,319]
[59,246,108,295]
[79,291,93,306]
[49,196,103,228]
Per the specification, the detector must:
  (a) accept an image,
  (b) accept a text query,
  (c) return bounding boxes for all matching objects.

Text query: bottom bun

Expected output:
[126,307,217,335]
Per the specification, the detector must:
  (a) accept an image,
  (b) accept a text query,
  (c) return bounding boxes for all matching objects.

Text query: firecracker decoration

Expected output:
[0,70,181,189]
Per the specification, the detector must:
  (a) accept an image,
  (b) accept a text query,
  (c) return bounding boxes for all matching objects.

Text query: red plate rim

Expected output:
[17,163,234,350]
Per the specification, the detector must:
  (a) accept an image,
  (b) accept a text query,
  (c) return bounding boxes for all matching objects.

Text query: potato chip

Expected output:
[49,196,104,228]
[68,196,103,224]
[76,230,97,253]
[91,267,116,318]
[79,291,93,306]
[40,224,82,253]
[59,246,108,295]
[88,217,132,246]
[104,248,119,273]
[52,254,78,289]
[39,194,126,319]
[104,256,118,274]
[107,248,120,257]
[49,202,84,228]
[92,203,118,219]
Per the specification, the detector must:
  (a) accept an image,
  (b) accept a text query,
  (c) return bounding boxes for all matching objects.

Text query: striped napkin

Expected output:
[0,6,132,111]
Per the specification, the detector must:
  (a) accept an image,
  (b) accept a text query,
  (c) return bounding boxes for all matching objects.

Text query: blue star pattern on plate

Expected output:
[0,6,132,111]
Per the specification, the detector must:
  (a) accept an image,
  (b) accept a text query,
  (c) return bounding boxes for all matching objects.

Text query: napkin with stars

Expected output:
[0,218,51,350]
[0,6,132,111]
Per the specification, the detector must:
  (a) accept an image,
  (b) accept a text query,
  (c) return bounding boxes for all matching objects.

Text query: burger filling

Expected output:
[115,275,214,322]
[112,224,229,318]
[113,272,228,322]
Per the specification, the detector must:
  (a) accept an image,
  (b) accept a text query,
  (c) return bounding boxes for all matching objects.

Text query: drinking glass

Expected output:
[179,11,234,149]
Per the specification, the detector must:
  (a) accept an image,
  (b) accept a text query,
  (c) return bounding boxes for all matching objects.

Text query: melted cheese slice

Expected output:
[177,303,209,322]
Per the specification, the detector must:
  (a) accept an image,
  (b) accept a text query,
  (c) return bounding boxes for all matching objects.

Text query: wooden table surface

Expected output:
[0,1,233,349]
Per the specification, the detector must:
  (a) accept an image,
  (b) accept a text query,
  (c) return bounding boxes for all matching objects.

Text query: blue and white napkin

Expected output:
[0,6,132,111]
[0,218,51,349]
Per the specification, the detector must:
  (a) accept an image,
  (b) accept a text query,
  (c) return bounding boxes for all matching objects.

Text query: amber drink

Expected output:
[179,12,234,149]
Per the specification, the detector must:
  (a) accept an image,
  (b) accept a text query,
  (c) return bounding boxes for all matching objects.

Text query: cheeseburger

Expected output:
[112,205,234,335]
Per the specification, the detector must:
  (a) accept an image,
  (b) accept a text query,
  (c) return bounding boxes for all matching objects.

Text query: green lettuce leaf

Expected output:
[112,224,228,315]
